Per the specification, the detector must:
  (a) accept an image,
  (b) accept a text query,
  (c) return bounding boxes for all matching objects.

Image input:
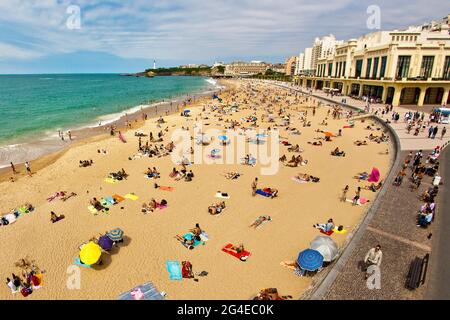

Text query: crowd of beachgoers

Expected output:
[0,79,392,300]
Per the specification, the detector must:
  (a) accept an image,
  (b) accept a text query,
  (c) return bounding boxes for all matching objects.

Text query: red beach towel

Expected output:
[222,243,251,261]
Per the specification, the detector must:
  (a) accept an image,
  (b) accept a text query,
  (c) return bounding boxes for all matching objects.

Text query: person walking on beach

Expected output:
[68,131,72,141]
[251,177,258,196]
[428,126,433,138]
[341,185,349,202]
[10,162,17,174]
[441,127,446,140]
[432,126,438,139]
[363,245,382,279]
[353,186,361,205]
[25,161,32,177]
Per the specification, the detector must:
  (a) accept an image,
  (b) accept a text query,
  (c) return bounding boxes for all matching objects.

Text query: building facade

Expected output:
[295,14,450,107]
[285,56,297,76]
[224,61,269,76]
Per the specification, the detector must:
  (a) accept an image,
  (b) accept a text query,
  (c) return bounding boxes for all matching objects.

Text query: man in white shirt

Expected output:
[364,244,382,279]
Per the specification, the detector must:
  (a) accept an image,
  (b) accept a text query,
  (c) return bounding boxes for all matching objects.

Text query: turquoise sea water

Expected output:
[0,74,213,145]
[0,74,216,168]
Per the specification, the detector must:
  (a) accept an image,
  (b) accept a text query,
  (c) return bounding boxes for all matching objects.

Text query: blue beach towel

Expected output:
[104,196,115,205]
[73,257,92,269]
[166,261,182,280]
[256,189,271,197]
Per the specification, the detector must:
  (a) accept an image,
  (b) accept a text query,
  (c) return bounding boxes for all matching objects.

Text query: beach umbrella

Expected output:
[211,149,221,154]
[107,228,124,242]
[184,109,191,113]
[310,236,339,262]
[218,135,228,141]
[368,167,380,183]
[98,235,113,251]
[297,249,324,271]
[80,242,102,265]
[256,133,267,138]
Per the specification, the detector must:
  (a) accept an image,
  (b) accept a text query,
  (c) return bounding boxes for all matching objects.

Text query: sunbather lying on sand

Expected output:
[287,144,302,152]
[295,173,320,183]
[79,160,93,167]
[354,140,368,146]
[208,201,226,215]
[249,215,272,228]
[50,211,65,223]
[90,198,107,212]
[307,141,322,146]
[228,244,245,254]
[145,167,160,179]
[364,181,383,192]
[331,147,345,157]
[224,171,241,180]
[354,172,369,181]
[109,168,128,180]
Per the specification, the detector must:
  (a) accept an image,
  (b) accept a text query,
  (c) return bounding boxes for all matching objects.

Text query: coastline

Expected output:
[0,78,226,181]
[0,79,392,300]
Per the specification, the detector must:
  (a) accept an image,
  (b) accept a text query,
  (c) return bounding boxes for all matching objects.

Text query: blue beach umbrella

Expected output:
[218,135,228,141]
[98,235,113,251]
[297,249,324,271]
[184,109,191,113]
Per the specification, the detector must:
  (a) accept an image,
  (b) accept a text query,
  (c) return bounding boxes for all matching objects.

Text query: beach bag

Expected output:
[182,261,194,279]
[20,287,32,297]
[337,225,344,231]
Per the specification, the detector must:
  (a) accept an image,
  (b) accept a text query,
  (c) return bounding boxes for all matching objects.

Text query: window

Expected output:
[420,56,434,78]
[328,63,333,77]
[396,56,411,79]
[380,56,387,78]
[365,58,372,78]
[372,57,379,79]
[342,61,346,77]
[355,59,363,77]
[443,56,450,80]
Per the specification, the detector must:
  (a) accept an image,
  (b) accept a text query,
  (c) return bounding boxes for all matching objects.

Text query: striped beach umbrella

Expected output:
[297,249,324,271]
[107,228,124,242]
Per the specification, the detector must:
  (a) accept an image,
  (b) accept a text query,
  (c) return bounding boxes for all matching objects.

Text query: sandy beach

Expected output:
[0,79,393,300]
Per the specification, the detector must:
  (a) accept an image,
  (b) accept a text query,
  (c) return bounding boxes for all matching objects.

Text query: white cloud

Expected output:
[0,0,448,63]
[0,42,43,60]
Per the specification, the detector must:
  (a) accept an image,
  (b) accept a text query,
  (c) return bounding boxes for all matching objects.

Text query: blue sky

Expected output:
[0,0,448,74]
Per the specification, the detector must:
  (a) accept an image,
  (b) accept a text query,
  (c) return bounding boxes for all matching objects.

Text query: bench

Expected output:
[406,254,429,290]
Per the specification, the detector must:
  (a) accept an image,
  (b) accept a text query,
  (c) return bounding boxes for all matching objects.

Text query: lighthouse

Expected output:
[153,60,156,70]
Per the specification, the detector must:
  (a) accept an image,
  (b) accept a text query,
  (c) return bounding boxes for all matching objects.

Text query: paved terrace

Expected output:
[260,80,447,300]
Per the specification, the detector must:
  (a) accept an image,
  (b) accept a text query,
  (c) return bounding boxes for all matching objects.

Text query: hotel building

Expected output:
[224,61,269,76]
[295,14,450,107]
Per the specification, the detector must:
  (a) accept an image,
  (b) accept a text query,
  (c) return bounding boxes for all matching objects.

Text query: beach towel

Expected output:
[155,203,168,210]
[255,189,271,197]
[222,244,251,261]
[166,261,182,280]
[73,257,92,268]
[291,177,307,184]
[124,193,139,201]
[104,178,118,184]
[333,227,348,234]
[104,196,116,205]
[88,206,98,214]
[100,198,110,207]
[117,282,164,300]
[158,186,174,191]
[112,194,125,203]
[18,206,29,215]
[320,229,334,236]
[183,233,203,247]
[368,168,380,183]
[215,192,230,199]
[119,132,127,143]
